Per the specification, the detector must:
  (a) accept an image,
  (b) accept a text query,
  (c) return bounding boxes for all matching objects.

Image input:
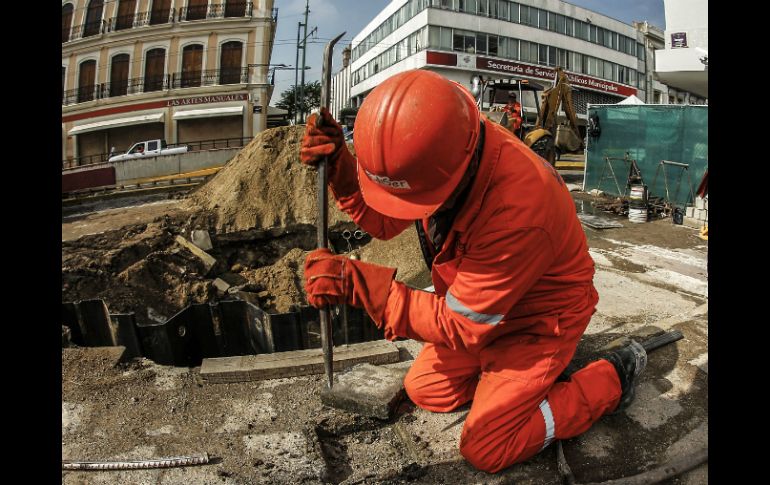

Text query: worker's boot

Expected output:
[603,340,647,414]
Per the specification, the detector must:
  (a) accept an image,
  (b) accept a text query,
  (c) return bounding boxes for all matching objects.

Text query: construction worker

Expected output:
[503,91,523,135]
[300,70,647,473]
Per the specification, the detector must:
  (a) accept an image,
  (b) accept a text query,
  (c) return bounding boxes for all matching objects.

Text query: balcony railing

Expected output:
[64,4,260,43]
[208,2,250,18]
[106,11,152,32]
[65,21,106,41]
[170,68,250,89]
[179,4,208,21]
[180,1,254,21]
[226,2,250,17]
[149,8,173,25]
[62,68,251,106]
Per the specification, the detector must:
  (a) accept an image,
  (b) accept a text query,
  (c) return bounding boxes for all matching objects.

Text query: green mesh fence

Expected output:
[584,105,708,207]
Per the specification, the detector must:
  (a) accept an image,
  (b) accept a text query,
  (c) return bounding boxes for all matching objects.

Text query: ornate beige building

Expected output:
[62,0,277,166]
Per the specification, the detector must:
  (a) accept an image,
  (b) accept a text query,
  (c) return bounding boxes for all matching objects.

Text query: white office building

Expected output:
[655,0,708,99]
[344,0,648,126]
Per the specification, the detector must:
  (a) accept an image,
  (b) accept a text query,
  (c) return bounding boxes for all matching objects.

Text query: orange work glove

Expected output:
[304,248,396,326]
[300,108,358,198]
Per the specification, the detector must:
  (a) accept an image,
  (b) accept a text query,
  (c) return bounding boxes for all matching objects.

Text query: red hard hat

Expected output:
[353,69,480,220]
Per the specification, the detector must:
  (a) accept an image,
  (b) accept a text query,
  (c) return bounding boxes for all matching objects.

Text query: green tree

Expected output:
[275,81,321,123]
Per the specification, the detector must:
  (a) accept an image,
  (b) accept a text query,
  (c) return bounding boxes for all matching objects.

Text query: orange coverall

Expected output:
[503,101,523,132]
[333,120,621,472]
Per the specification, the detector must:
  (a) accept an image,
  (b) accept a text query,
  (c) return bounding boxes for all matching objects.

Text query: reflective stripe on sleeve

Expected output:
[445,290,504,325]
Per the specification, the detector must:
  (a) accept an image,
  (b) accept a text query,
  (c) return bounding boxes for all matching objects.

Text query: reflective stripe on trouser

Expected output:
[404,307,622,473]
[538,399,555,451]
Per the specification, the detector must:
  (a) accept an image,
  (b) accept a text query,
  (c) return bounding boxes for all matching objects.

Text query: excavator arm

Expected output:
[524,68,582,165]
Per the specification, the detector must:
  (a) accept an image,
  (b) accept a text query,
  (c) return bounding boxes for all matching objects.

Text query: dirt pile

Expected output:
[241,247,308,313]
[187,126,350,233]
[360,225,431,289]
[62,126,431,322]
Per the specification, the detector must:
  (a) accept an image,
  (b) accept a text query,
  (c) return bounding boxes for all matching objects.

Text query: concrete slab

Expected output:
[578,213,624,229]
[190,229,213,251]
[201,340,400,383]
[174,235,217,275]
[212,277,231,294]
[321,364,408,420]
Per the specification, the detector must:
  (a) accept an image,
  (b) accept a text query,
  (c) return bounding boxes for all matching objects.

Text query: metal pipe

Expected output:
[62,453,209,471]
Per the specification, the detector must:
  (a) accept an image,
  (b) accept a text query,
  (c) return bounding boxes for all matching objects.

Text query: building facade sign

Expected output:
[477,56,637,96]
[426,51,636,97]
[166,93,248,107]
[671,32,688,48]
[457,53,476,69]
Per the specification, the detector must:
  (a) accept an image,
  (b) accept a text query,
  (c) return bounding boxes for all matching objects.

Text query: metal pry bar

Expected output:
[317,31,346,389]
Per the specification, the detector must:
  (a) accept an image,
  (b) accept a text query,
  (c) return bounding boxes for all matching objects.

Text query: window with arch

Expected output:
[150,0,172,25]
[114,0,136,31]
[185,0,208,21]
[110,54,130,97]
[78,60,97,103]
[219,41,243,84]
[144,48,166,92]
[83,0,104,37]
[181,44,204,87]
[224,0,247,18]
[62,4,74,43]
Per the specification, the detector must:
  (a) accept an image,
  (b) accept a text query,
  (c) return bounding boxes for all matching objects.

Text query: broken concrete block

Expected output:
[686,206,695,218]
[175,235,217,275]
[695,197,705,210]
[589,189,604,196]
[190,230,213,251]
[212,278,231,294]
[578,213,624,229]
[320,363,408,420]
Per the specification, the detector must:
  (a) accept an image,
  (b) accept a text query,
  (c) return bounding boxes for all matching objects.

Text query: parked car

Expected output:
[108,139,190,162]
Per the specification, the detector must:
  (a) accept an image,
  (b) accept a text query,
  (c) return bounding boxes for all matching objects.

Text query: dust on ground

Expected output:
[61,128,707,483]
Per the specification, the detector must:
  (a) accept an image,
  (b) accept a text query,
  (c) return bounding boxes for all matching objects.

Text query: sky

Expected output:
[269,0,666,106]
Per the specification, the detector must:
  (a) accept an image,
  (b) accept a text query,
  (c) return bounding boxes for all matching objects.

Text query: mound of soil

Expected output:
[187,126,350,233]
[62,126,431,323]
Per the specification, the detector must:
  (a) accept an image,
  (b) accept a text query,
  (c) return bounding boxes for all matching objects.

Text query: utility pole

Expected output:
[294,21,301,123]
[293,0,316,124]
[299,0,311,124]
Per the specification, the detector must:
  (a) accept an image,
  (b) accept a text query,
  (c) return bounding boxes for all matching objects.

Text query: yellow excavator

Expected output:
[472,67,582,166]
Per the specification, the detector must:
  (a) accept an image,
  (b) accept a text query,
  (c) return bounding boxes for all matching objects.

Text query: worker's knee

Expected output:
[403,367,472,413]
[403,367,441,411]
[459,432,506,473]
[459,423,532,473]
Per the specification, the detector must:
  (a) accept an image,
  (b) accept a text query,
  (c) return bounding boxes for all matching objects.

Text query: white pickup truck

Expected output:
[108,139,190,162]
